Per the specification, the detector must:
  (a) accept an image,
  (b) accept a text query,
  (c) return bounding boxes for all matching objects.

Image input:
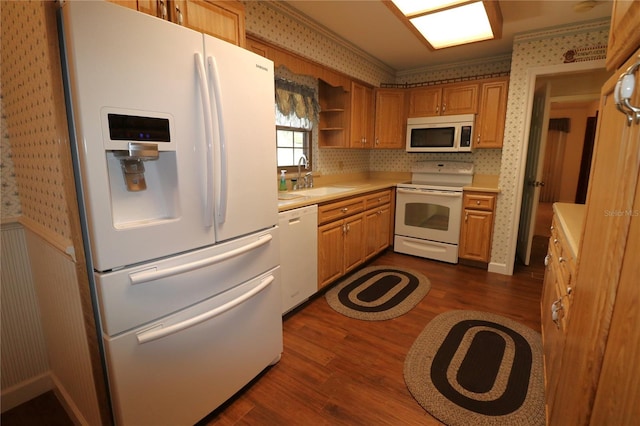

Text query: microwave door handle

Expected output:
[194,53,214,228]
[207,55,228,224]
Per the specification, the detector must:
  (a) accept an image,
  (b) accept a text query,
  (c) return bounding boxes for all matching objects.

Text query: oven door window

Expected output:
[405,202,450,231]
[410,127,455,149]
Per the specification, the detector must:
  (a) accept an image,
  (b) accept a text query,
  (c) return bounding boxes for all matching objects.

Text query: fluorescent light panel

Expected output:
[390,0,500,49]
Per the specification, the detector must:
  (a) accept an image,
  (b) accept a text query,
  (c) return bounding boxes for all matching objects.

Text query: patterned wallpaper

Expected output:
[0,0,72,241]
[491,18,610,272]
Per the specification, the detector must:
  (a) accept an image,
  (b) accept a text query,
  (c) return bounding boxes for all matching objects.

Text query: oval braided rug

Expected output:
[404,310,545,426]
[325,266,430,321]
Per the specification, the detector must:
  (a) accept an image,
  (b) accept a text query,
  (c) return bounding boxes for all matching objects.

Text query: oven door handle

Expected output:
[397,188,462,197]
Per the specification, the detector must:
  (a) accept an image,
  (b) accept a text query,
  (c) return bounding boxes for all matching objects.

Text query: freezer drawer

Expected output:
[95,227,279,336]
[103,267,283,426]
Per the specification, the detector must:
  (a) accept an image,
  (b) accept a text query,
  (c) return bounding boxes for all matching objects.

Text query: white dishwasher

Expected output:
[278,204,318,314]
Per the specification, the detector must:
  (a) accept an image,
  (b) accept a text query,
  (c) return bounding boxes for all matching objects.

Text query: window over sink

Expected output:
[274,70,318,174]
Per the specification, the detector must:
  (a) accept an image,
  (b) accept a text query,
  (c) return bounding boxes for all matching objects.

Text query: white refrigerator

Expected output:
[58,2,282,425]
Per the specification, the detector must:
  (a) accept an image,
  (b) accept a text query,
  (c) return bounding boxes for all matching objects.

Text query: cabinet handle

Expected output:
[554,238,559,244]
[551,299,564,329]
[342,224,346,234]
[464,212,468,222]
[159,0,167,19]
[375,138,379,145]
[442,103,446,113]
[476,200,481,205]
[341,207,348,213]
[346,223,351,233]
[544,254,551,266]
[436,105,439,114]
[175,4,184,25]
[614,55,640,126]
[559,256,566,263]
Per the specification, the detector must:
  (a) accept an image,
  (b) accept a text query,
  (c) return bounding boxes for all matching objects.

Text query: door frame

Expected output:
[505,59,606,275]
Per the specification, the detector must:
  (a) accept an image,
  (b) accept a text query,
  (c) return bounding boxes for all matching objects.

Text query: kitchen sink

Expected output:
[278,192,305,200]
[294,186,356,197]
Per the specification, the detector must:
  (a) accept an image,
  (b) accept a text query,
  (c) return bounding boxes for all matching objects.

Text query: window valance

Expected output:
[275,78,319,122]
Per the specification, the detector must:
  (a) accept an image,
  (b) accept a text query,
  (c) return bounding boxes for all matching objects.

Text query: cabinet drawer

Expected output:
[463,192,496,210]
[318,197,365,224]
[364,190,391,209]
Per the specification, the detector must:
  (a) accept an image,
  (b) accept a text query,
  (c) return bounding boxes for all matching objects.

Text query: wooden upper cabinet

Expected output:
[349,81,374,148]
[373,88,406,149]
[138,0,168,18]
[441,83,478,115]
[474,77,509,149]
[171,0,246,47]
[107,0,138,11]
[107,0,246,46]
[605,0,640,70]
[408,82,478,117]
[408,86,442,117]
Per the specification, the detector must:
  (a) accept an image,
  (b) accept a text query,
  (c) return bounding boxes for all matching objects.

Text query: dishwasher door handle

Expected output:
[136,274,275,344]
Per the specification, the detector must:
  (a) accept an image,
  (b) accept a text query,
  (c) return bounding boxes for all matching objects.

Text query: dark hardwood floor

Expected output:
[3,240,548,426]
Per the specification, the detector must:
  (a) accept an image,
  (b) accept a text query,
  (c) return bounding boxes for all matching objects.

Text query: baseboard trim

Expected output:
[488,262,510,275]
[50,374,91,426]
[0,372,52,413]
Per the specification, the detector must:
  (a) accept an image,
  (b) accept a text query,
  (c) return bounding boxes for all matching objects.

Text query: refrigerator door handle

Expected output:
[136,274,275,344]
[207,55,228,224]
[129,234,273,285]
[194,53,215,228]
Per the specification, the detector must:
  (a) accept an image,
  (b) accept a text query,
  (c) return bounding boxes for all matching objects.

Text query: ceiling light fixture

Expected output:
[386,0,503,50]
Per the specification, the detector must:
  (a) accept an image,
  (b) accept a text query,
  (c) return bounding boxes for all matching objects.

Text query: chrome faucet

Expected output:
[296,154,309,190]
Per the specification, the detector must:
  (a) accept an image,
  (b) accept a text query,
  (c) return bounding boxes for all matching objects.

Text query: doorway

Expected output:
[515,66,611,266]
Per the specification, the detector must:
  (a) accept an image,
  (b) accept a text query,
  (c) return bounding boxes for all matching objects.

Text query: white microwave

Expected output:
[406,114,474,153]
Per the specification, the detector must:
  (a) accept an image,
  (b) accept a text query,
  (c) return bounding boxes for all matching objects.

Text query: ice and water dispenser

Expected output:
[102,110,180,227]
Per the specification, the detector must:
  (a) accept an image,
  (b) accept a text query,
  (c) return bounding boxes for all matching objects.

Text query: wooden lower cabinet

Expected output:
[540,212,576,422]
[364,205,391,260]
[459,191,496,263]
[317,189,393,289]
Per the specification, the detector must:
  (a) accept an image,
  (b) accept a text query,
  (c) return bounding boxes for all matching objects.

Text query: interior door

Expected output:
[517,82,551,265]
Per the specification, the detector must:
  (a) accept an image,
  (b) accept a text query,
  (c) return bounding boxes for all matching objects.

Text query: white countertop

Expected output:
[553,202,586,259]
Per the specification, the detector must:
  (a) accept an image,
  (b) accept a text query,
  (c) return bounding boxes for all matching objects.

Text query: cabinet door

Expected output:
[540,250,566,423]
[550,47,640,425]
[408,87,441,117]
[172,0,246,47]
[343,213,365,274]
[139,0,166,18]
[475,79,508,148]
[374,89,406,149]
[441,83,478,115]
[107,0,138,11]
[318,221,345,289]
[349,82,374,148]
[459,209,493,262]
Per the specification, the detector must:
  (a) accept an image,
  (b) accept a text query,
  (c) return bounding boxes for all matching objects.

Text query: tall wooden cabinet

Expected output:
[373,88,406,149]
[475,77,509,148]
[349,81,375,148]
[542,3,640,420]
